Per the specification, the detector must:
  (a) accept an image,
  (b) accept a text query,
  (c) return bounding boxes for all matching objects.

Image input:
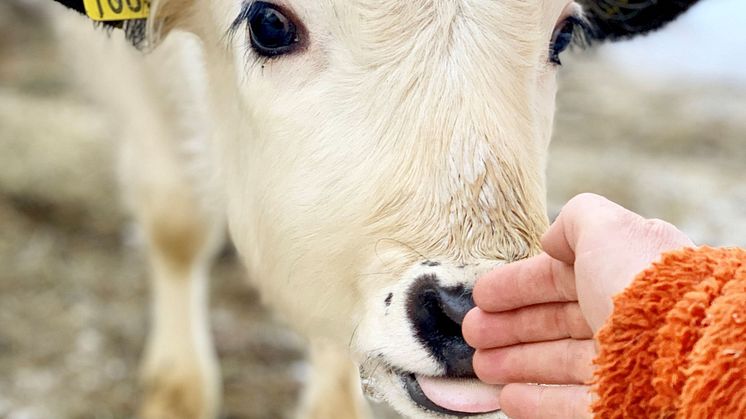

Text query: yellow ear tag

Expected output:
[83,0,150,21]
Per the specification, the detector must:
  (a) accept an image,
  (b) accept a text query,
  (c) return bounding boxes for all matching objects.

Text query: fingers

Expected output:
[473,253,576,312]
[473,339,596,385]
[499,383,593,419]
[463,302,593,349]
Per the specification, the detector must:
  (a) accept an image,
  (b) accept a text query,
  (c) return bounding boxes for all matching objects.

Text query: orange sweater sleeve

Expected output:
[591,246,746,419]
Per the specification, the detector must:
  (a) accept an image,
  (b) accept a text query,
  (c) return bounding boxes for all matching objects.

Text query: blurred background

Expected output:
[0,0,744,418]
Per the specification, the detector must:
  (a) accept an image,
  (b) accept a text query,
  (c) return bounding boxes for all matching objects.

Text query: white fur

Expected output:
[56,0,578,418]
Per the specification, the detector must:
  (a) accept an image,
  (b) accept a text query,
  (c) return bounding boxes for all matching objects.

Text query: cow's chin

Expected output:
[360,359,507,419]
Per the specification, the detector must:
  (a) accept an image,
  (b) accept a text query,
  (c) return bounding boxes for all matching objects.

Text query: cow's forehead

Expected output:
[329,0,551,12]
[310,0,560,66]
[327,0,548,32]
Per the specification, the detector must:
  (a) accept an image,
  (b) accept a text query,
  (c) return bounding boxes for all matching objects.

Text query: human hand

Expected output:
[462,193,694,418]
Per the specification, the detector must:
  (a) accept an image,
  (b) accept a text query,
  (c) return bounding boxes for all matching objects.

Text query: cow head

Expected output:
[129,0,701,417]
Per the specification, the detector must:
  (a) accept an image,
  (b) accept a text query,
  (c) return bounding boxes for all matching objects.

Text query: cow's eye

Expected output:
[247,2,300,57]
[549,16,581,65]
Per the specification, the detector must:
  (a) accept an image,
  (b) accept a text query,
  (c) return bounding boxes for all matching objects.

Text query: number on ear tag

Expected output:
[83,0,150,21]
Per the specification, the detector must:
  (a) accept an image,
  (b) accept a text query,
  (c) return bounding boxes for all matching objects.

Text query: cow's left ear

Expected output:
[579,0,702,41]
[49,0,195,49]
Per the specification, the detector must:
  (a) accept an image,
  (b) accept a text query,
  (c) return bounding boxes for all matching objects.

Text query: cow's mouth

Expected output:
[400,372,502,416]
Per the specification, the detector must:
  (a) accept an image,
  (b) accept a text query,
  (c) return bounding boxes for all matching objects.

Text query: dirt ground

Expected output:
[1,2,744,418]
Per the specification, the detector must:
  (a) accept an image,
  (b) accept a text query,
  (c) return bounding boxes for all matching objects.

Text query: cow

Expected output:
[50,0,701,418]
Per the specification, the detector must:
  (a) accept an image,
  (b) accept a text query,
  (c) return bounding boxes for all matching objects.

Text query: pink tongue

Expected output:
[416,375,501,413]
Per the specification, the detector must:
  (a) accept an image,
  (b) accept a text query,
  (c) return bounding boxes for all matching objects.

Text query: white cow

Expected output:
[52,0,701,418]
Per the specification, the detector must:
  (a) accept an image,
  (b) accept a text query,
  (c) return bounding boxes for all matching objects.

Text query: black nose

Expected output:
[406,274,476,377]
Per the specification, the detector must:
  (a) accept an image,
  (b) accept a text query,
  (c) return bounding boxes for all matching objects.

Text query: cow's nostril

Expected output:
[407,274,476,377]
[437,286,474,325]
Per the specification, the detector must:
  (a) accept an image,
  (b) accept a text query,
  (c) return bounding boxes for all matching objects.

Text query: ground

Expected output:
[0,2,744,418]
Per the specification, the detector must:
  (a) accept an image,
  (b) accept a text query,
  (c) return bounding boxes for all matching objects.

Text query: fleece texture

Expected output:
[592,247,746,419]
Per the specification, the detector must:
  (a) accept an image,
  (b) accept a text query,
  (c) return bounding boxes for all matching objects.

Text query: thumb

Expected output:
[541,193,693,265]
[540,193,694,332]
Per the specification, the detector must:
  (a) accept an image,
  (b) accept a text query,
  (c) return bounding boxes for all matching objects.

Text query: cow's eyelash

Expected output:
[566,14,596,50]
[223,2,275,71]
[228,1,256,36]
[226,4,273,69]
[226,0,262,58]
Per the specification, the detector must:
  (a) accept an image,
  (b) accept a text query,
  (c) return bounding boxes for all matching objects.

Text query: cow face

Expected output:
[199,3,559,416]
[141,0,700,417]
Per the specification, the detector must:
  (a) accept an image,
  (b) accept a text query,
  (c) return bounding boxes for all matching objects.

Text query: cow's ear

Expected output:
[579,0,702,41]
[49,0,195,49]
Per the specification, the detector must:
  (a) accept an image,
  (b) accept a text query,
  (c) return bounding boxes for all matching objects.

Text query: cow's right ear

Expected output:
[49,0,195,49]
[579,0,702,42]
